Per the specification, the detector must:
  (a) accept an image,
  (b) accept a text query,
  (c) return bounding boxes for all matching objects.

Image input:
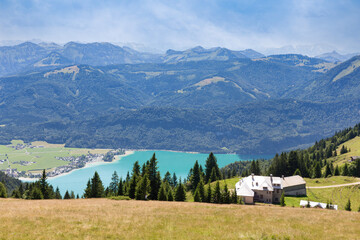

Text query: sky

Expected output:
[0,0,359,55]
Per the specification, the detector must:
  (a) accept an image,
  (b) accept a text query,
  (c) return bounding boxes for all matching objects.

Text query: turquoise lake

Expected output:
[46,150,271,196]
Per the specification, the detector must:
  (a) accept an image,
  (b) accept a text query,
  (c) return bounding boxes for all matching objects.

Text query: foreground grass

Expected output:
[1,199,359,239]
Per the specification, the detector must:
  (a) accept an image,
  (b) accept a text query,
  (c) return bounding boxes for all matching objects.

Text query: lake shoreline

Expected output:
[18,150,136,181]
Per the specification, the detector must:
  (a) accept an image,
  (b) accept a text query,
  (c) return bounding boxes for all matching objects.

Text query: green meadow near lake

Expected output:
[0,140,109,173]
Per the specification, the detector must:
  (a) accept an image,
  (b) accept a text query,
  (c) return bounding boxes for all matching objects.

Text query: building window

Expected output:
[275,198,278,202]
[277,189,279,193]
[260,195,263,199]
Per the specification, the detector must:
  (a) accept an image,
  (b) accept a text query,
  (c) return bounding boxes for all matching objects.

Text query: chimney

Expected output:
[270,174,273,182]
[282,175,284,179]
[251,173,254,180]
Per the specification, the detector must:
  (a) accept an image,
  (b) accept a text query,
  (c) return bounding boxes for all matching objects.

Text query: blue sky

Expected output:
[0,0,359,54]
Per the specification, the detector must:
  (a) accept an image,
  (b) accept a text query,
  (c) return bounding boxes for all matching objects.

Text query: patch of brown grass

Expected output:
[0,199,359,239]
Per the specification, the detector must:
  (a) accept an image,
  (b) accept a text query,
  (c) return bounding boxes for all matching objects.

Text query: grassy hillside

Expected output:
[286,185,360,210]
[1,198,359,240]
[329,136,360,165]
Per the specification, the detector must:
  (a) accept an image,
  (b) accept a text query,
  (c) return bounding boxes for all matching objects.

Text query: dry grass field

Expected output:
[1,198,359,240]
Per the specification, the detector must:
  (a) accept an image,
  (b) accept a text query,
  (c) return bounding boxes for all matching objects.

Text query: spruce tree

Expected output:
[135,173,150,200]
[70,191,75,199]
[345,199,351,211]
[193,189,201,202]
[55,187,62,199]
[40,169,50,199]
[118,178,124,196]
[342,163,349,176]
[172,173,178,187]
[334,165,340,176]
[0,182,7,198]
[84,180,92,198]
[148,153,161,200]
[163,171,172,184]
[231,188,238,204]
[280,192,286,207]
[129,175,138,199]
[213,181,222,204]
[91,171,104,198]
[324,163,332,178]
[210,167,218,183]
[223,184,230,204]
[167,188,174,201]
[190,160,201,192]
[206,183,212,203]
[197,179,205,202]
[175,182,186,201]
[205,153,220,183]
[158,183,168,201]
[109,171,119,195]
[64,190,71,199]
[313,162,322,178]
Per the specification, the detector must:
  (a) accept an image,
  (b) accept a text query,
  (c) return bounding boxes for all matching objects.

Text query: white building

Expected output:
[235,174,306,204]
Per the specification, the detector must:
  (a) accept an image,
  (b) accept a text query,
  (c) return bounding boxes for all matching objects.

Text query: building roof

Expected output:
[235,174,282,197]
[299,200,338,210]
[281,175,306,188]
[235,174,307,197]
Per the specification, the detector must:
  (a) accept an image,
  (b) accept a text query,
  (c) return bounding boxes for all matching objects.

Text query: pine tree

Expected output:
[345,199,351,211]
[206,183,212,203]
[70,191,75,199]
[40,169,50,199]
[313,162,322,178]
[324,163,332,178]
[190,160,201,192]
[197,178,205,201]
[0,182,7,198]
[175,182,186,201]
[334,165,340,176]
[193,188,201,202]
[64,191,71,199]
[223,184,230,204]
[172,173,178,187]
[135,173,150,200]
[158,183,168,201]
[163,171,172,184]
[342,163,349,176]
[148,153,161,200]
[76,194,80,199]
[109,171,119,195]
[280,192,286,207]
[213,181,222,204]
[118,178,124,196]
[231,188,238,204]
[31,188,43,199]
[128,175,138,199]
[210,167,218,183]
[205,153,220,183]
[167,188,174,201]
[55,187,62,199]
[84,180,92,198]
[91,171,104,198]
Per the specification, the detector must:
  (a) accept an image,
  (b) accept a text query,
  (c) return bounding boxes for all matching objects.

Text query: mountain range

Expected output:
[0,42,360,154]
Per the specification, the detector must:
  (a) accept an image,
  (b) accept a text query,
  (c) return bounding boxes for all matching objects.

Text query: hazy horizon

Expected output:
[1,0,360,56]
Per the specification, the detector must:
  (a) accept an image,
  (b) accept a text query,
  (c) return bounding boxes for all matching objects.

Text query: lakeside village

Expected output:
[0,143,125,179]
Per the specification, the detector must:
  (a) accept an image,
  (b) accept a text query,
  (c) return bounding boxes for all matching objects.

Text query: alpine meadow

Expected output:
[1,1,360,239]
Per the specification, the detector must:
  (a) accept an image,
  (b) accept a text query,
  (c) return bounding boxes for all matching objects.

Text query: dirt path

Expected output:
[307,182,360,189]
